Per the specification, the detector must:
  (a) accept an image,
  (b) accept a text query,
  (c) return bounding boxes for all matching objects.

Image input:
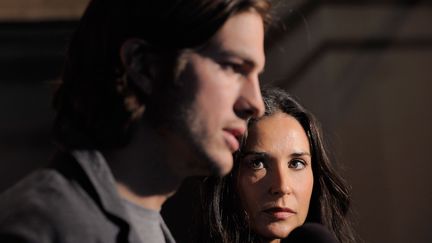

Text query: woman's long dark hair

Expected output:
[197,87,356,243]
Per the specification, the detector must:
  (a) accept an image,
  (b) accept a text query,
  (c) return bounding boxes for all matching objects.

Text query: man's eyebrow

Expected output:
[217,49,265,73]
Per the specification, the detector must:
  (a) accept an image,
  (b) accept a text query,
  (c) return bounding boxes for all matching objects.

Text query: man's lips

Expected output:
[223,127,246,152]
[263,207,296,220]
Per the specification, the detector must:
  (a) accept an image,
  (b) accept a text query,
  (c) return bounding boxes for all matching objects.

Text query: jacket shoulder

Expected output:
[0,169,115,243]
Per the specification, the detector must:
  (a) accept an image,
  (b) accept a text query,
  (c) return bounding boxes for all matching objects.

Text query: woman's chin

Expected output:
[255,221,299,240]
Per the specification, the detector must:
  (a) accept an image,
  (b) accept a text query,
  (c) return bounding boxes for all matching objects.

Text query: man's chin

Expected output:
[182,136,234,176]
[178,153,230,177]
[210,155,234,177]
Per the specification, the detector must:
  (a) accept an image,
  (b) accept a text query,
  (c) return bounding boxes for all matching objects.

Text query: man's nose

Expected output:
[233,78,265,120]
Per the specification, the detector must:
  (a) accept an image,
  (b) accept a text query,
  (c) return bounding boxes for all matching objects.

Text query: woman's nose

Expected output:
[268,166,292,196]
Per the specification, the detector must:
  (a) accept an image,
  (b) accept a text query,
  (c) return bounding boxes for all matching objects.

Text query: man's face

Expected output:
[171,11,266,176]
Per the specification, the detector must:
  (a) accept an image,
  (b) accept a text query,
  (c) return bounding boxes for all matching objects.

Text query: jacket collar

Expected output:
[52,150,141,243]
[71,150,127,219]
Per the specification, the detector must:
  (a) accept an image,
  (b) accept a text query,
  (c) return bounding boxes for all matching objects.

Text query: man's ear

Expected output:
[120,38,158,97]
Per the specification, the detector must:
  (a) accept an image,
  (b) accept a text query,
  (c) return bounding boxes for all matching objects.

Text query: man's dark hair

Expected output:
[198,87,357,243]
[52,0,271,150]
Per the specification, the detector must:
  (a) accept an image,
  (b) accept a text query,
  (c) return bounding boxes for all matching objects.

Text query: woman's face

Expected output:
[237,112,314,241]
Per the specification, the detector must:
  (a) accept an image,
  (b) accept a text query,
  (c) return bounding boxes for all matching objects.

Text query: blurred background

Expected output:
[0,0,431,242]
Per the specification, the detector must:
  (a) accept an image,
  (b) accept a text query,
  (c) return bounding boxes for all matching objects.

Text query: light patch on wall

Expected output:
[0,0,89,21]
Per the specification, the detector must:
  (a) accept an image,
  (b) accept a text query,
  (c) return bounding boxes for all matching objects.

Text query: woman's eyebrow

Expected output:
[291,152,311,158]
[240,151,268,158]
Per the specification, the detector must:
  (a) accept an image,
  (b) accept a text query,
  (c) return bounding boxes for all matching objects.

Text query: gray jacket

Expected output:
[0,150,173,243]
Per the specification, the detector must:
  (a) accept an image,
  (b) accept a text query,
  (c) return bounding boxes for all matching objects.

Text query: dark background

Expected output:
[1,0,431,242]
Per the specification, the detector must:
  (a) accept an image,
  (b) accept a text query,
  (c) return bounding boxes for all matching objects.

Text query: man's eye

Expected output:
[289,159,306,170]
[220,62,243,74]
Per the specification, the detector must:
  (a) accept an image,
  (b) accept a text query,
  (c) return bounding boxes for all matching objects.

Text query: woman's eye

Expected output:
[289,159,306,170]
[247,159,265,170]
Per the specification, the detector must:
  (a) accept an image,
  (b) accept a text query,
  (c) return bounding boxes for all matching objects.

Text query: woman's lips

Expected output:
[263,207,296,220]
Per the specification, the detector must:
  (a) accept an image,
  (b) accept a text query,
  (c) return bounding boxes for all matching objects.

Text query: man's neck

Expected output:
[116,183,174,211]
[103,122,186,211]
